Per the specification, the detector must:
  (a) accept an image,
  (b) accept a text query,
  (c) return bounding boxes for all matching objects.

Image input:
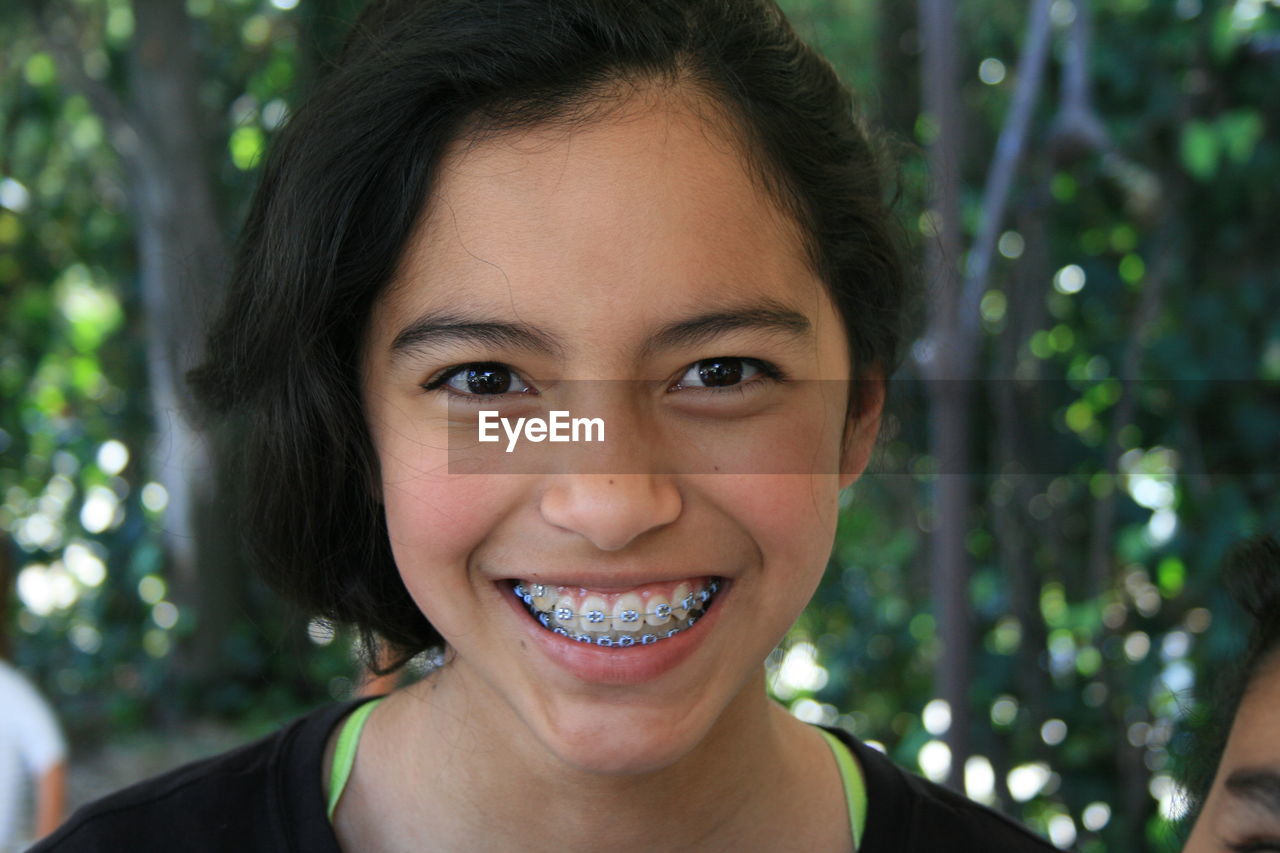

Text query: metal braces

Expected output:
[512,580,720,622]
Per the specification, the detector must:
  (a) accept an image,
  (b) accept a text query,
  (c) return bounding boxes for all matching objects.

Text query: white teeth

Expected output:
[580,595,610,633]
[552,596,578,631]
[514,579,722,647]
[531,584,554,611]
[671,582,692,620]
[612,593,644,632]
[645,592,672,626]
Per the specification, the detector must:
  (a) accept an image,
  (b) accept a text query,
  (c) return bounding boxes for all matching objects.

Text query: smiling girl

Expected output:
[40,1,1055,850]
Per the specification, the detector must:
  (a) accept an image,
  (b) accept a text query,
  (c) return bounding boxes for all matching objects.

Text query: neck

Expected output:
[357,661,819,852]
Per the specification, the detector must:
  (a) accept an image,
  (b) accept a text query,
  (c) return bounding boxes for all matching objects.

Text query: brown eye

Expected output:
[696,358,745,387]
[425,362,534,397]
[674,357,778,391]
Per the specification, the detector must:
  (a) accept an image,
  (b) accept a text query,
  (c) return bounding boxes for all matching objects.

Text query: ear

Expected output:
[838,371,885,492]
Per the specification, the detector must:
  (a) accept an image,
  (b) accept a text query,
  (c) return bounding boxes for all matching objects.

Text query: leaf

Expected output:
[1180,120,1220,180]
[229,126,265,171]
[1219,109,1264,164]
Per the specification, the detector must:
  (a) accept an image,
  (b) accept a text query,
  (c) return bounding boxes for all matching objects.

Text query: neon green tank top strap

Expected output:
[327,697,385,821]
[819,729,868,850]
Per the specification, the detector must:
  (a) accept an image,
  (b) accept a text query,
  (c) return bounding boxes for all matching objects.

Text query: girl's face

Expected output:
[361,90,881,775]
[1185,655,1280,852]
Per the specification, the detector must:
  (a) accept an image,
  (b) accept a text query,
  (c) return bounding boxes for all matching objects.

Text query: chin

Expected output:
[531,698,714,777]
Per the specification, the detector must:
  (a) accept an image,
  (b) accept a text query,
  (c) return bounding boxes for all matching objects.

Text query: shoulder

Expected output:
[823,728,1060,853]
[0,658,55,716]
[32,699,371,853]
[0,659,66,769]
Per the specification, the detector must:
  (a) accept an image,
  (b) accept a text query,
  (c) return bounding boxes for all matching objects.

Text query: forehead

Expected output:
[373,88,828,337]
[1228,654,1280,754]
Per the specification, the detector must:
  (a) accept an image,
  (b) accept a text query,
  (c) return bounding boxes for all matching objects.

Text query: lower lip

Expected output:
[498,580,729,685]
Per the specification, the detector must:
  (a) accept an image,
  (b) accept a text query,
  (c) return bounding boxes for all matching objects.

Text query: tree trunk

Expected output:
[993,168,1053,778]
[919,0,1054,790]
[124,0,240,702]
[875,0,920,139]
[918,0,971,791]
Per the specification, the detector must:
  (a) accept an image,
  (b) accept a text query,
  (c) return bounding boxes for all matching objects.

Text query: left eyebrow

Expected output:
[389,313,563,361]
[1225,769,1280,816]
[638,300,813,360]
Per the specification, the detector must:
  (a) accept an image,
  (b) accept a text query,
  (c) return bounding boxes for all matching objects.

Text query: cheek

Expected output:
[713,472,841,603]
[667,386,849,479]
[368,396,499,566]
[382,473,498,553]
[378,460,514,633]
[750,476,841,559]
[724,398,845,555]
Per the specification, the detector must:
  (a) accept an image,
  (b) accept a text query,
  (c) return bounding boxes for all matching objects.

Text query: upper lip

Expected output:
[495,573,724,592]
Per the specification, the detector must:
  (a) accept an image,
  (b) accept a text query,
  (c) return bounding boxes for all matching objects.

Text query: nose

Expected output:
[539,473,682,551]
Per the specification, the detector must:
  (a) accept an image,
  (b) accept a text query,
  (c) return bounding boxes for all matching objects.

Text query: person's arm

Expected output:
[34,759,66,839]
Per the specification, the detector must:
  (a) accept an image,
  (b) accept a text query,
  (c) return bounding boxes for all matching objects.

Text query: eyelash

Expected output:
[1230,841,1280,852]
[669,357,788,395]
[421,357,787,404]
[421,362,534,404]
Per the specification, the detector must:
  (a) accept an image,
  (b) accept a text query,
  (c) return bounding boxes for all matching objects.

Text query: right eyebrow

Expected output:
[390,313,563,361]
[637,302,813,361]
[1225,768,1280,816]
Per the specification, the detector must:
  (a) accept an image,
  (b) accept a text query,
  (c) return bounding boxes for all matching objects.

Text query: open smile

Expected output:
[507,577,724,648]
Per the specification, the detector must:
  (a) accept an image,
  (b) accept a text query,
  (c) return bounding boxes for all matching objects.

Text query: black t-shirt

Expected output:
[35,699,1058,852]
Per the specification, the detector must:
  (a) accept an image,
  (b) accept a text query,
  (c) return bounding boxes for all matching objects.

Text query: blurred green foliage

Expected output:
[0,0,364,734]
[1,1,1278,851]
[777,1,1280,851]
